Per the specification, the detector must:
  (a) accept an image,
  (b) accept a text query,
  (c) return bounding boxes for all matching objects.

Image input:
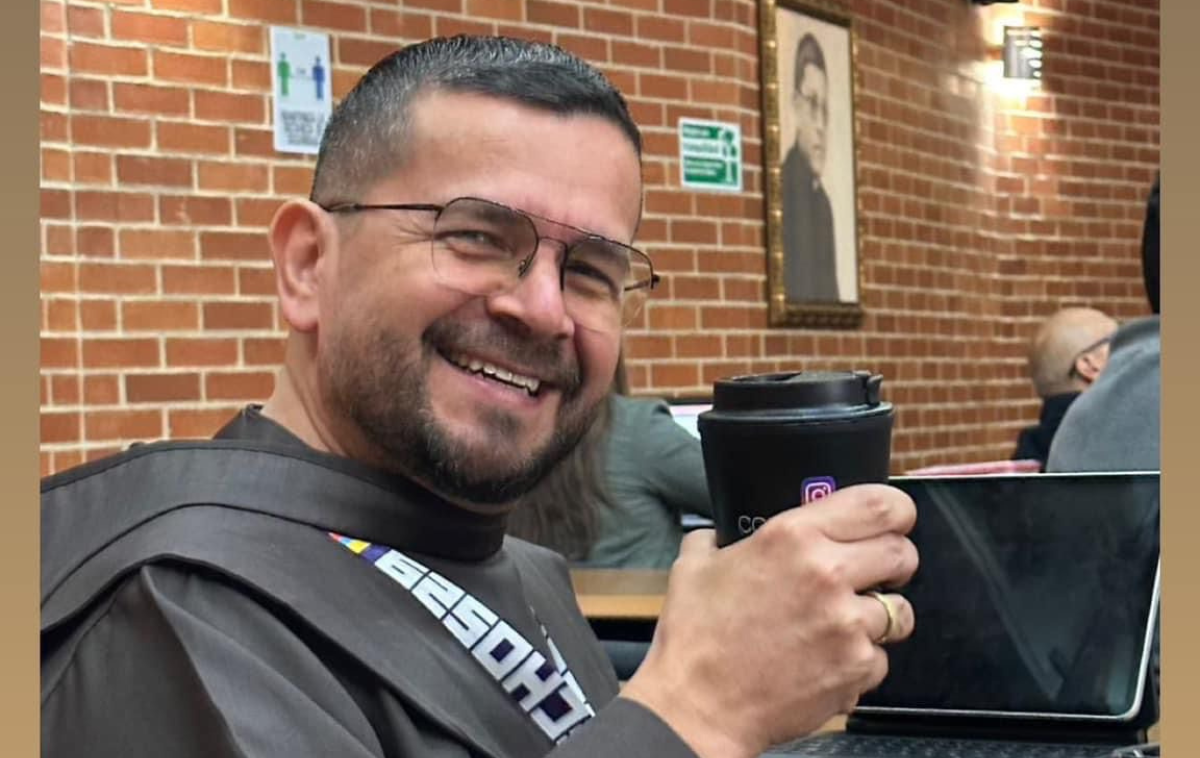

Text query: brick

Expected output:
[42,412,81,444]
[71,115,153,149]
[466,0,523,21]
[81,338,161,369]
[636,16,686,43]
[244,338,285,365]
[169,407,239,438]
[116,155,194,187]
[73,152,113,184]
[78,263,157,295]
[199,229,267,261]
[113,83,190,116]
[206,371,276,400]
[112,10,189,46]
[194,91,266,124]
[123,300,200,331]
[41,111,68,142]
[152,0,221,11]
[158,121,232,155]
[162,264,236,294]
[234,128,276,158]
[228,0,297,24]
[66,5,104,36]
[80,300,118,331]
[50,374,80,405]
[125,373,202,402]
[44,224,74,255]
[166,337,239,366]
[41,337,79,369]
[41,36,65,69]
[203,301,274,330]
[407,0,462,12]
[238,267,276,295]
[68,78,108,111]
[69,43,149,77]
[41,189,71,219]
[232,60,271,90]
[153,51,228,86]
[160,195,233,226]
[527,0,578,26]
[234,197,282,226]
[75,191,155,222]
[85,409,164,441]
[42,1,65,34]
[302,1,368,31]
[119,229,197,260]
[45,299,77,332]
[584,8,633,35]
[370,10,433,39]
[338,37,401,68]
[42,73,67,106]
[41,147,71,182]
[41,263,75,294]
[198,162,270,192]
[192,20,265,54]
[272,165,313,196]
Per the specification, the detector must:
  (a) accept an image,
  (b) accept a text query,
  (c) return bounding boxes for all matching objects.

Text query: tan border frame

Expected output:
[760,0,864,329]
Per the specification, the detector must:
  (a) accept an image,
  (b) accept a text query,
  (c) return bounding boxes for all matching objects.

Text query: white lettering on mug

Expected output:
[737,514,768,535]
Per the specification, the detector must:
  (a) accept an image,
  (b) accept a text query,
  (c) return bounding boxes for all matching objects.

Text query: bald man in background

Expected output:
[1013,307,1118,467]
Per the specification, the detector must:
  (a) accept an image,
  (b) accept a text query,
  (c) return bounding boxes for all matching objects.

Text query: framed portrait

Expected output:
[759,0,863,328]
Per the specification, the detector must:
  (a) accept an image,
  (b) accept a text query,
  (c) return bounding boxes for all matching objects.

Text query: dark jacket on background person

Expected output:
[1012,392,1082,467]
[781,144,839,302]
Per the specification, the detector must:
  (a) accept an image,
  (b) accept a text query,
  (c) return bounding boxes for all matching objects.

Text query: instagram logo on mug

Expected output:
[801,476,837,504]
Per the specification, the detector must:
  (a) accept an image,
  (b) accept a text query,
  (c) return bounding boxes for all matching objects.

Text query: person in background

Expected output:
[42,35,918,758]
[509,358,712,570]
[1014,306,1118,467]
[1047,175,1161,473]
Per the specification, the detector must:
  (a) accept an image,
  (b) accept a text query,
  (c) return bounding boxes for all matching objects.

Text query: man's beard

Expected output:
[320,314,598,505]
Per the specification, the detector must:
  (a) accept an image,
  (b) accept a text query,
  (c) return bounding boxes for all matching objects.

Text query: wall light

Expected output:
[1002,26,1043,81]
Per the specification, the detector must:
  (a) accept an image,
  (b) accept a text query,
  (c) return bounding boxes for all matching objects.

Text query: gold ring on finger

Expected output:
[867,590,897,645]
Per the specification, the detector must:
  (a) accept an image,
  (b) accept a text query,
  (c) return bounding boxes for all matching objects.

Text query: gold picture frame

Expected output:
[760,0,864,329]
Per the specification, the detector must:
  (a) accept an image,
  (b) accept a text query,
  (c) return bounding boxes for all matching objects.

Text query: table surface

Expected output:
[570,568,669,620]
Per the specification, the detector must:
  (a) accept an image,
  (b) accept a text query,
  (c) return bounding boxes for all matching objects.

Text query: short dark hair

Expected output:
[793,33,827,93]
[311,35,643,204]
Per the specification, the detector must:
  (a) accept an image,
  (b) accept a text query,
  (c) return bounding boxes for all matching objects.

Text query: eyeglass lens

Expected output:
[428,197,653,331]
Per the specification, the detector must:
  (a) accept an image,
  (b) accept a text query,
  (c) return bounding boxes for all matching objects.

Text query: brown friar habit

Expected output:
[42,408,696,758]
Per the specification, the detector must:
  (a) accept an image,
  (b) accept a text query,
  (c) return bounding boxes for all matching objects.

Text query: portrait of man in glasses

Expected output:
[43,35,918,758]
[774,6,860,309]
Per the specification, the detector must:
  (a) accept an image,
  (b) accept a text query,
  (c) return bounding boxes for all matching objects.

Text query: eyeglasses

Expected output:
[321,196,659,333]
[1067,334,1114,381]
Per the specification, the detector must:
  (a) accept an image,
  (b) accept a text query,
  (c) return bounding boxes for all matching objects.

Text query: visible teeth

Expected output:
[448,353,542,396]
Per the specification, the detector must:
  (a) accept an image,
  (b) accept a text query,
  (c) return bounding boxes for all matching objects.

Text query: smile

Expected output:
[444,352,543,397]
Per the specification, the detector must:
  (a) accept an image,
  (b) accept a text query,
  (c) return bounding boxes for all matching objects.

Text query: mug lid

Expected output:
[711,370,884,411]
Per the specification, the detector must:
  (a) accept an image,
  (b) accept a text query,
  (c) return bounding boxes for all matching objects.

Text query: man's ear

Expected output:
[269,199,334,333]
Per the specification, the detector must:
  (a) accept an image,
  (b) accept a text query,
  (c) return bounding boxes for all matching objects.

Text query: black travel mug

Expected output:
[698,370,894,546]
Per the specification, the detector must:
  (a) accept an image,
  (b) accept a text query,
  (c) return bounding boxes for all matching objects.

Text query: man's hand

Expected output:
[620,484,918,758]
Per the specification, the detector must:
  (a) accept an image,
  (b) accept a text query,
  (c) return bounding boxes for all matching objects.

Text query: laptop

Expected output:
[764,472,1161,758]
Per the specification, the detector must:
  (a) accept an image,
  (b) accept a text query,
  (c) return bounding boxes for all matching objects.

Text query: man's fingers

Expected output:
[677,527,717,558]
[783,483,916,542]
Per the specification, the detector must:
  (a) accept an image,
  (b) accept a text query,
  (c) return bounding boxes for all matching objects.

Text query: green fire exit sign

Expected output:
[679,118,742,193]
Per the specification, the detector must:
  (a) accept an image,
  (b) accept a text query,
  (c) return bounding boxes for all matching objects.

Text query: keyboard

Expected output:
[764,732,1118,758]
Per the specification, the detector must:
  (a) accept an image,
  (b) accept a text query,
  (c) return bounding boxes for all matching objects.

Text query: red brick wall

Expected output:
[39,0,1159,475]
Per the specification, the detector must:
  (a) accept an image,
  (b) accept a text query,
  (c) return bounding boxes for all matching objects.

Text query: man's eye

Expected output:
[564,261,620,300]
[439,229,518,257]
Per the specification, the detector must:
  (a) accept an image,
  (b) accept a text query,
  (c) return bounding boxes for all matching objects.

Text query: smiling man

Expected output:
[42,36,918,758]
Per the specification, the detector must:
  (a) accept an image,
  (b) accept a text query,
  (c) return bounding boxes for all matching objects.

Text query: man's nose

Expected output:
[484,242,576,339]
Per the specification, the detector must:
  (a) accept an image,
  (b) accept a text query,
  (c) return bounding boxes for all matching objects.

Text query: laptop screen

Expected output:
[857,472,1160,722]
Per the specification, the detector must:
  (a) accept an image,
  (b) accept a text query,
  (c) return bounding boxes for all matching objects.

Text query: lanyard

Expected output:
[328,532,595,743]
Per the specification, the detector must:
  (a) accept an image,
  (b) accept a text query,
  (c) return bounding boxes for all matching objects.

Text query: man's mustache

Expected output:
[423,319,582,396]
